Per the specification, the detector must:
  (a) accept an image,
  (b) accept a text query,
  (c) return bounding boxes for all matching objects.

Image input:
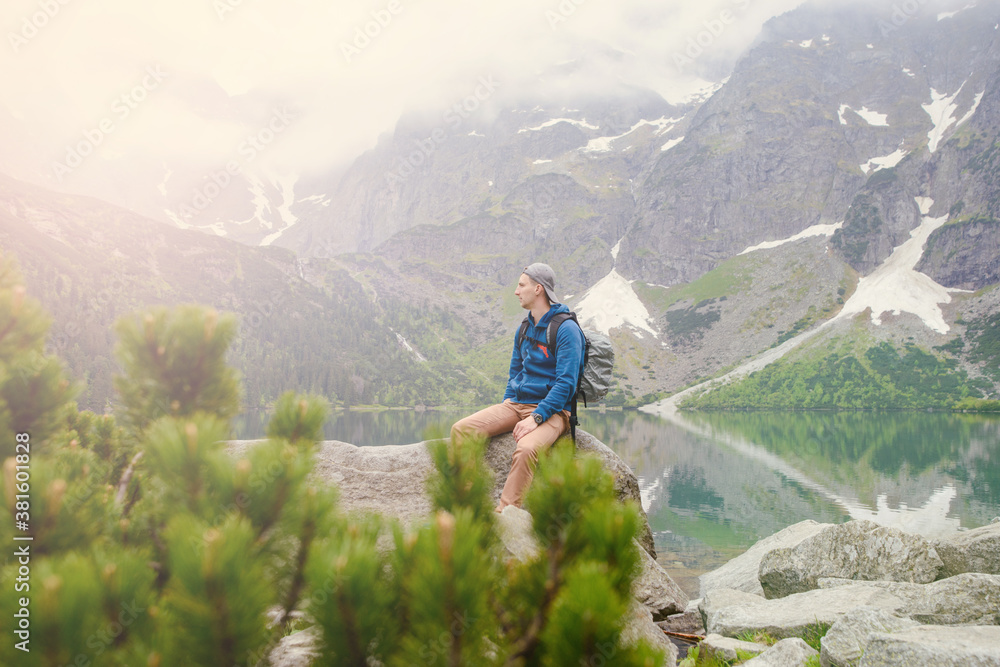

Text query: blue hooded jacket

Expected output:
[503,303,585,422]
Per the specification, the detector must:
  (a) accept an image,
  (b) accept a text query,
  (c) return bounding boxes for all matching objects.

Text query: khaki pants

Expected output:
[450,399,570,510]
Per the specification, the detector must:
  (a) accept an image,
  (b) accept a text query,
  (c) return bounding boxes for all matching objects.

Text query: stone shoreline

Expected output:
[659,517,1000,666]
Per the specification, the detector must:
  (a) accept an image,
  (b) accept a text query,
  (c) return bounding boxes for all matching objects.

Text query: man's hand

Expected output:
[513,415,539,441]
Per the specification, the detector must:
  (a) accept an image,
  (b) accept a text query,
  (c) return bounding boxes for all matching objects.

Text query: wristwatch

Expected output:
[532,413,544,425]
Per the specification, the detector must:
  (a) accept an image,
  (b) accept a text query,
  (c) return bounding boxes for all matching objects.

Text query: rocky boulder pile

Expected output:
[691,518,1000,667]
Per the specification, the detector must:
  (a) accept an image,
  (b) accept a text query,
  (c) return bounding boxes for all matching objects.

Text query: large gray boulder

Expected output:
[858,625,1000,667]
[309,440,435,525]
[758,520,944,598]
[634,544,690,620]
[896,573,1000,625]
[933,521,1000,579]
[816,573,1000,626]
[699,588,768,632]
[484,431,656,558]
[229,438,437,526]
[700,520,830,597]
[233,430,656,556]
[819,607,918,667]
[700,633,767,662]
[657,597,705,635]
[700,585,909,639]
[694,574,1000,663]
[621,602,679,666]
[741,638,817,667]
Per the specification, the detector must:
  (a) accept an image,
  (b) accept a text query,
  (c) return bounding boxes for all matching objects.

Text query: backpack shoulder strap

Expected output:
[549,311,583,447]
[546,312,577,351]
[516,316,531,346]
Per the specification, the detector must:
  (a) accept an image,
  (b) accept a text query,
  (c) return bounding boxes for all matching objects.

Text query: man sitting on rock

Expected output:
[451,263,585,512]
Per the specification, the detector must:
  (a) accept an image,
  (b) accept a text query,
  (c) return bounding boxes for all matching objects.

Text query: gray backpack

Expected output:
[516,311,615,441]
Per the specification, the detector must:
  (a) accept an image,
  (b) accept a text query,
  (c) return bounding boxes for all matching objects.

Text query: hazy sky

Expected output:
[1,0,809,187]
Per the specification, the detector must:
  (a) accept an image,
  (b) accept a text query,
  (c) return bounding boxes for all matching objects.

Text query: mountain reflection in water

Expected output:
[580,409,1000,595]
[233,408,1000,596]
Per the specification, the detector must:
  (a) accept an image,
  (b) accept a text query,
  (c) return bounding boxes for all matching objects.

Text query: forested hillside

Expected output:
[0,174,501,410]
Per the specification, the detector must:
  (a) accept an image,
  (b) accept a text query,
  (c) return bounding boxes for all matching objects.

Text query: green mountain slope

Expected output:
[679,302,1000,411]
[0,174,496,410]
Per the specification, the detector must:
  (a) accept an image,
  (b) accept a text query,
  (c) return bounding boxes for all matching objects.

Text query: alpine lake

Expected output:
[233,408,1000,598]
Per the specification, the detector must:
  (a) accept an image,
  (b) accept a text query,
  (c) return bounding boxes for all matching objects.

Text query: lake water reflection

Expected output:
[584,409,1000,594]
[233,408,1000,597]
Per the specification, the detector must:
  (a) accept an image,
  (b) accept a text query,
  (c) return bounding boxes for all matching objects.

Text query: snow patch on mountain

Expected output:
[833,197,959,333]
[236,171,304,246]
[938,5,975,21]
[517,118,599,134]
[581,116,681,153]
[854,107,889,126]
[164,209,191,229]
[666,78,725,106]
[660,136,684,152]
[300,194,331,207]
[573,269,658,338]
[916,195,933,216]
[861,147,908,174]
[157,163,173,196]
[922,83,983,153]
[739,221,843,255]
[274,173,298,226]
[956,91,985,127]
[243,174,273,228]
[260,229,283,246]
[838,104,889,126]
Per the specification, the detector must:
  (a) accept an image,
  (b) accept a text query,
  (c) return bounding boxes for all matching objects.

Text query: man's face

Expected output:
[515,273,541,310]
